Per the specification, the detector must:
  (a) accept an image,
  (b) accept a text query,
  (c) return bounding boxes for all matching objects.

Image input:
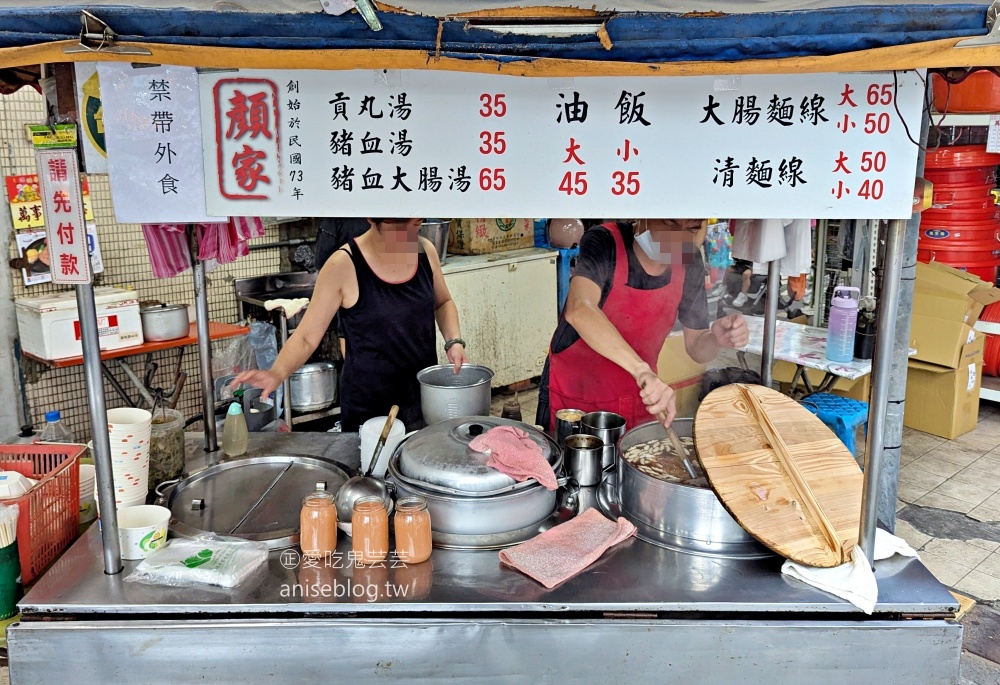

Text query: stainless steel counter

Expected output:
[9,432,963,685]
[21,432,956,619]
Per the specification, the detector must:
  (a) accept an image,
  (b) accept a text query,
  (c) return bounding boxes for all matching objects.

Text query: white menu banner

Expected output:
[35,148,91,284]
[199,69,924,219]
[100,63,221,223]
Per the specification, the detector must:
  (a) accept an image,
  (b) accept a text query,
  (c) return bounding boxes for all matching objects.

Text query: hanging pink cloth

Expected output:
[141,217,265,278]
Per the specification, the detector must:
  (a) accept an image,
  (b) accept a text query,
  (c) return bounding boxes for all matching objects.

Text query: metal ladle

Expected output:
[334,405,398,521]
[641,378,699,480]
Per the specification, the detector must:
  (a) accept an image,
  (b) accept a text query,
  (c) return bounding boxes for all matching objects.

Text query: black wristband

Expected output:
[444,337,466,352]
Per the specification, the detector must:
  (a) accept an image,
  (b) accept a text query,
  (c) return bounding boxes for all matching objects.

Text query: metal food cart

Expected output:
[9,433,962,685]
[2,3,995,682]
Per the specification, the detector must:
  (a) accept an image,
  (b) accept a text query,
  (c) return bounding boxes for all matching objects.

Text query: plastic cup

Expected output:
[117,505,170,560]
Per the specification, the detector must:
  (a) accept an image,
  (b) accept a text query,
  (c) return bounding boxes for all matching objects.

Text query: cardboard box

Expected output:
[910,317,977,369]
[911,261,1000,368]
[904,332,985,439]
[657,332,708,417]
[914,261,1000,324]
[773,361,871,402]
[15,287,143,360]
[449,218,535,255]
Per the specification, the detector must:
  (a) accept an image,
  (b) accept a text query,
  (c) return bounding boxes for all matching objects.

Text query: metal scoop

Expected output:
[334,405,398,521]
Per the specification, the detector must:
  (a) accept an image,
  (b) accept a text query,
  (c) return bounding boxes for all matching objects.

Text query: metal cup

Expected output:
[581,411,627,469]
[563,434,604,487]
[554,408,585,447]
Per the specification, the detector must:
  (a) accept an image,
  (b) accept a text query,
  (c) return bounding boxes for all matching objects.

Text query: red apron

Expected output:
[548,222,686,428]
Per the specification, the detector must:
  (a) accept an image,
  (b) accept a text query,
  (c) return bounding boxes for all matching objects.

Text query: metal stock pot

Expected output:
[289,362,337,412]
[386,416,562,549]
[600,418,770,559]
[417,364,494,425]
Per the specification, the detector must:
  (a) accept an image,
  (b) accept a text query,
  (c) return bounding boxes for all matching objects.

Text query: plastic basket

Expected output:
[0,444,83,584]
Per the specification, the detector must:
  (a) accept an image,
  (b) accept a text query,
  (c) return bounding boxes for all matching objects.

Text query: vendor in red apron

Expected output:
[538,219,749,429]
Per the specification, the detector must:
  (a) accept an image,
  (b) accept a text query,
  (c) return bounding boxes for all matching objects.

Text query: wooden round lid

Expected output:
[694,384,863,568]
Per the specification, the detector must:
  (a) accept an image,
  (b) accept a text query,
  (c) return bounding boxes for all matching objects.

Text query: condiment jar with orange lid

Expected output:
[394,496,432,564]
[300,491,337,558]
[352,495,389,564]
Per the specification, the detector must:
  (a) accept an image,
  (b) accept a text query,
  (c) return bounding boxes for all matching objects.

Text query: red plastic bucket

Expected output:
[922,206,1000,223]
[932,71,1000,113]
[926,167,997,186]
[918,244,1000,282]
[926,145,1000,169]
[920,224,1000,243]
[930,182,997,209]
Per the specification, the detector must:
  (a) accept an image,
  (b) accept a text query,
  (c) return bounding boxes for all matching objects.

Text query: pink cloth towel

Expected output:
[469,425,558,491]
[499,509,637,588]
[141,217,265,278]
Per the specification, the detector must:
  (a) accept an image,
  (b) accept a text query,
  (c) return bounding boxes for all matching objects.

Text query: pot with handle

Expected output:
[600,418,770,559]
[417,364,493,425]
[140,303,190,342]
[289,362,337,412]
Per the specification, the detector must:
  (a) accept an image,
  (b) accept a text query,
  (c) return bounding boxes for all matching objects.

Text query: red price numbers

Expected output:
[479,168,506,191]
[479,131,507,155]
[559,171,588,196]
[479,93,507,118]
[611,171,640,196]
[860,151,886,173]
[857,178,884,200]
[864,112,891,135]
[857,150,887,200]
[866,83,894,106]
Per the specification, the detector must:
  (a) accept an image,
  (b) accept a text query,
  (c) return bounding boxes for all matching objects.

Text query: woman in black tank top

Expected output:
[232,218,468,432]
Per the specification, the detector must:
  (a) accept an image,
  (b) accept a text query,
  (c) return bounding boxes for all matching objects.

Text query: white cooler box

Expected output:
[16,287,144,360]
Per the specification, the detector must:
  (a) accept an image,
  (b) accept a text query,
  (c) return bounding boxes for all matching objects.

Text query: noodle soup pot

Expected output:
[601,419,769,559]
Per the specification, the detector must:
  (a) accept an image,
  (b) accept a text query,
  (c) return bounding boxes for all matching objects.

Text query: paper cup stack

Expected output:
[99,408,152,510]
[78,464,96,523]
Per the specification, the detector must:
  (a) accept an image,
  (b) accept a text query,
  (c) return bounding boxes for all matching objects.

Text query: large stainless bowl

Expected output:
[601,418,770,559]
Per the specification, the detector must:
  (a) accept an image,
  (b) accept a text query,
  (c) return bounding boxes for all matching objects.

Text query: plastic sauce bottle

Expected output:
[300,491,337,558]
[221,403,249,457]
[394,496,432,564]
[38,410,74,443]
[826,286,861,363]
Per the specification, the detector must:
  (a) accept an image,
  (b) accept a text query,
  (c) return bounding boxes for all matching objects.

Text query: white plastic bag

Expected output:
[125,534,268,589]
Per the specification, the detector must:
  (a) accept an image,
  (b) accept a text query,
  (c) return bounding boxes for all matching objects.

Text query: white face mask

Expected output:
[634,228,673,265]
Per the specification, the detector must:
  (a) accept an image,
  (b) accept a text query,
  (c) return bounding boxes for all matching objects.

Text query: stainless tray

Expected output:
[164,455,352,549]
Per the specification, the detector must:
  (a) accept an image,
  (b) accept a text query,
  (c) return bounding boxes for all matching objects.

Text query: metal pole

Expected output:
[280,315,293,432]
[859,218,906,565]
[760,260,781,387]
[188,226,218,452]
[76,285,122,574]
[812,220,828,327]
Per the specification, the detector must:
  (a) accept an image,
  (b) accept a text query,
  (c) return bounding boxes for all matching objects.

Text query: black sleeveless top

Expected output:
[337,238,438,431]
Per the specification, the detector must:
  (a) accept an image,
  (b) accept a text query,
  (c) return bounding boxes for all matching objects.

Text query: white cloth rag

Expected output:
[265,297,310,318]
[781,529,919,614]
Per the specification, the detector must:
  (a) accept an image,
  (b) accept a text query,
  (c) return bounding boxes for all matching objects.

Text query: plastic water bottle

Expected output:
[222,403,249,457]
[38,410,74,443]
[826,286,861,362]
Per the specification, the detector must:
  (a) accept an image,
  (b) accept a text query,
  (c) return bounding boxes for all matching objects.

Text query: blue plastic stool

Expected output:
[800,393,869,456]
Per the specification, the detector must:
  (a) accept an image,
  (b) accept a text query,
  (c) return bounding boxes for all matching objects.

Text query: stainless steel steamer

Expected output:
[600,419,770,559]
[386,417,563,549]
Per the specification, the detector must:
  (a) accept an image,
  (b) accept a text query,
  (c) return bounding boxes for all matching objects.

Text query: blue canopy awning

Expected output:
[0,3,990,63]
